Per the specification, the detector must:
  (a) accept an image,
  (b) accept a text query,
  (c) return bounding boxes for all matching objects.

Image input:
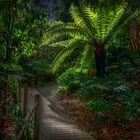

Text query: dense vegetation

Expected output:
[0,0,48,139]
[0,0,140,139]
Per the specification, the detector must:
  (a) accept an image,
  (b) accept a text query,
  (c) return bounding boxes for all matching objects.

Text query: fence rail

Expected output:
[4,81,41,140]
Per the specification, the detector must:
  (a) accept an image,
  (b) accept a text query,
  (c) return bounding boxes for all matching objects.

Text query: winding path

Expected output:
[27,85,93,140]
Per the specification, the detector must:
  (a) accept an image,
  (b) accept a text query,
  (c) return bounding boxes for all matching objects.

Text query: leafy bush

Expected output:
[118,61,140,76]
[79,74,132,98]
[24,59,53,84]
[86,89,140,126]
[117,91,140,125]
[31,59,50,77]
[8,75,22,116]
[78,74,140,126]
[57,67,86,92]
[57,69,140,126]
[87,99,115,115]
[87,99,115,124]
[79,75,140,125]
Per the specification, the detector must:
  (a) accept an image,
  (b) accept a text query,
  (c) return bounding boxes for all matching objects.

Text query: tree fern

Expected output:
[43,4,139,76]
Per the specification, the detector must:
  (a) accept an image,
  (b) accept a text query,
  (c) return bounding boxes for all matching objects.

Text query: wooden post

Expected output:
[23,84,28,117]
[34,94,41,140]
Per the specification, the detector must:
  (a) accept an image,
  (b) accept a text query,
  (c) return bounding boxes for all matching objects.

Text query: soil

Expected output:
[38,84,140,140]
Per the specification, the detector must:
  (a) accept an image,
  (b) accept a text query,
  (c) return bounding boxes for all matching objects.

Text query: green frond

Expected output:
[76,6,125,43]
[46,22,89,44]
[80,45,93,67]
[93,6,124,42]
[70,5,97,39]
[80,8,98,40]
[113,9,139,37]
[43,34,67,46]
[105,5,125,39]
[50,38,80,47]
[48,22,73,36]
[51,40,80,73]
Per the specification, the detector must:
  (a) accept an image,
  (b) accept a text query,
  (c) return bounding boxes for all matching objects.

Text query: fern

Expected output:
[51,40,81,73]
[43,4,139,73]
[80,45,93,67]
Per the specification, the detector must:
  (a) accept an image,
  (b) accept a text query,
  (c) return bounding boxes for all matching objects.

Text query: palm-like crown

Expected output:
[44,4,138,73]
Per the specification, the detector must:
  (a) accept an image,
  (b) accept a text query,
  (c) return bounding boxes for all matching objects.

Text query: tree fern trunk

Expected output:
[94,45,106,78]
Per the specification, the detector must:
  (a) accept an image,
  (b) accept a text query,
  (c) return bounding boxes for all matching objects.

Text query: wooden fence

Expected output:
[4,81,41,140]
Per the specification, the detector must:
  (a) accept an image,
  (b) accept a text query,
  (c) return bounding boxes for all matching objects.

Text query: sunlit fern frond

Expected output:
[46,5,127,46]
[113,9,140,38]
[105,5,125,39]
[50,38,82,47]
[70,5,97,39]
[51,39,81,73]
[84,5,125,43]
[47,22,89,43]
[43,34,67,46]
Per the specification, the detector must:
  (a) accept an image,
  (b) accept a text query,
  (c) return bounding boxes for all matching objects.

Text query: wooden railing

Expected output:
[4,82,41,140]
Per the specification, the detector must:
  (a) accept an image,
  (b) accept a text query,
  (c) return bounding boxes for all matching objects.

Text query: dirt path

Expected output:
[28,84,94,140]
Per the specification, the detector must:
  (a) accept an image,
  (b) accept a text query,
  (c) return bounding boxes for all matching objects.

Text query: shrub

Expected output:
[58,68,140,126]
[57,67,87,93]
[31,59,50,77]
[87,99,115,124]
[79,74,140,126]
[87,99,115,115]
[86,90,140,126]
[24,59,53,84]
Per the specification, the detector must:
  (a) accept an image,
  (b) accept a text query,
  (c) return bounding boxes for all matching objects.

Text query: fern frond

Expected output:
[47,21,64,34]
[44,34,68,46]
[70,5,97,39]
[113,9,139,37]
[105,5,125,38]
[51,40,81,73]
[50,38,82,47]
[47,22,89,42]
[80,45,93,67]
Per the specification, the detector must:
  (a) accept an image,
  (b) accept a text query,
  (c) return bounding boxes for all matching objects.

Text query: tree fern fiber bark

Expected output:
[94,45,106,78]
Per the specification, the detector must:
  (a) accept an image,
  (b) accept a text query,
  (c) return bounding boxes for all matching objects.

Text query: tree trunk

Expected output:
[94,44,106,78]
